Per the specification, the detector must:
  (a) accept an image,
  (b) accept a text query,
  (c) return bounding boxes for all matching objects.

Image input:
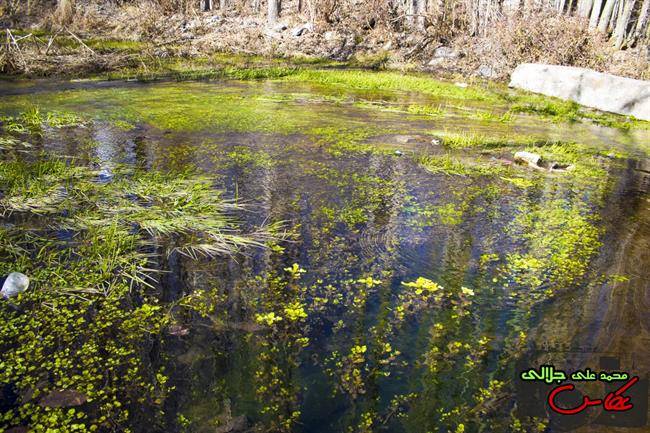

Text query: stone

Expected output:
[433,46,460,59]
[430,138,442,146]
[427,57,446,67]
[1,272,29,299]
[394,150,404,156]
[514,151,542,167]
[394,135,417,144]
[509,63,650,121]
[454,82,468,88]
[476,65,496,79]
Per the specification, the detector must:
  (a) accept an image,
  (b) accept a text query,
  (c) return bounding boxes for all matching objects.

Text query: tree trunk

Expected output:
[589,0,603,27]
[416,0,427,29]
[56,0,75,24]
[406,0,417,26]
[577,0,594,17]
[634,0,650,38]
[613,0,636,47]
[219,0,226,11]
[268,0,280,23]
[597,0,617,31]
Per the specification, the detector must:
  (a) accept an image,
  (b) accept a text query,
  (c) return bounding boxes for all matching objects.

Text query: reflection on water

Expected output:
[0,80,649,432]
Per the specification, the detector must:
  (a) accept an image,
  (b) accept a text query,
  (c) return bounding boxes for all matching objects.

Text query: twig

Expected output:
[66,29,96,56]
[45,30,62,56]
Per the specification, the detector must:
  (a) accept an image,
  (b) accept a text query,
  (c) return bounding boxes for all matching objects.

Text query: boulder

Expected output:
[510,63,650,121]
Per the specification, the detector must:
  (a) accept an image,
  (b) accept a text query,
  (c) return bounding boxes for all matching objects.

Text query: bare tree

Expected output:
[268,0,281,23]
[613,0,636,47]
[597,0,617,32]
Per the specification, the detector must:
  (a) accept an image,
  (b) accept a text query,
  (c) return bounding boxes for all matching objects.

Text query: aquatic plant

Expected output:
[0,151,274,431]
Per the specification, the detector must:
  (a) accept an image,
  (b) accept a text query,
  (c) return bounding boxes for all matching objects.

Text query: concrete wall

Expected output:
[509,63,650,121]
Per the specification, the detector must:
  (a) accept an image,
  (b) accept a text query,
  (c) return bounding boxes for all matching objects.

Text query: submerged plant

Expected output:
[0,153,274,432]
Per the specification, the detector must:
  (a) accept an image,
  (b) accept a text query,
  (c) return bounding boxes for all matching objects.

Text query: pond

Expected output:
[0,74,649,433]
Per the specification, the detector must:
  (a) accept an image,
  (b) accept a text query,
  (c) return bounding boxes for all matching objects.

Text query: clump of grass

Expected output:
[406,104,446,117]
[1,107,83,136]
[0,160,273,258]
[417,153,507,177]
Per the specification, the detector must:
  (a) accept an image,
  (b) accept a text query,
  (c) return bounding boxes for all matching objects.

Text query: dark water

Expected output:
[1,79,649,432]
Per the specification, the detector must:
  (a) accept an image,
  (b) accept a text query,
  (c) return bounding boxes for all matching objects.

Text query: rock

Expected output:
[292,23,312,37]
[476,65,496,79]
[509,63,650,121]
[382,41,393,51]
[394,135,417,144]
[427,57,446,67]
[454,82,468,88]
[514,151,542,167]
[394,150,404,156]
[1,272,29,299]
[430,138,442,146]
[433,46,460,59]
[39,389,87,408]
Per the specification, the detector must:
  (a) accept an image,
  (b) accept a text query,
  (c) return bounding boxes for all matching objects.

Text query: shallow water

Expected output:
[1,78,649,432]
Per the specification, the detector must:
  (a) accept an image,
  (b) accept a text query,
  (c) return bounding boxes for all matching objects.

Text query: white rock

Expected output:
[454,82,468,88]
[1,272,30,299]
[514,151,542,167]
[510,63,650,121]
[433,46,459,59]
[477,65,496,79]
